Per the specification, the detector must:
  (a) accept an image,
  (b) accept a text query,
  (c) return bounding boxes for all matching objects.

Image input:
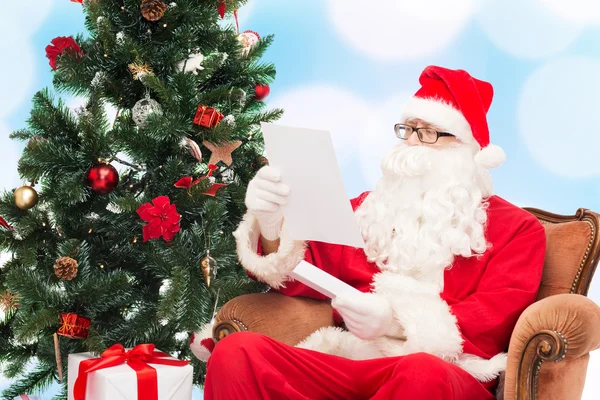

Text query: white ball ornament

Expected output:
[132,96,162,128]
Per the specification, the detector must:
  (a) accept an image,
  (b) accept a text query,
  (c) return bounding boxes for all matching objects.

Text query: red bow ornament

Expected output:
[45,36,84,70]
[174,165,226,196]
[72,344,191,400]
[0,216,12,230]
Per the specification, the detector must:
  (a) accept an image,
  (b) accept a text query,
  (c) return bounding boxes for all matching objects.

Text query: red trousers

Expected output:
[204,332,496,400]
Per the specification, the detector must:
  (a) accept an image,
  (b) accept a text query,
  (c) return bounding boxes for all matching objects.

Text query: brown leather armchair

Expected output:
[211,207,600,400]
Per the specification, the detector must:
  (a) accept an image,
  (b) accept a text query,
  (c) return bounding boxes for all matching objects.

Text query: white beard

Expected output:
[355,142,494,287]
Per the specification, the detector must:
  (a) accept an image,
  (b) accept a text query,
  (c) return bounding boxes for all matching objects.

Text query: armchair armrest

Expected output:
[503,294,600,400]
[213,292,335,346]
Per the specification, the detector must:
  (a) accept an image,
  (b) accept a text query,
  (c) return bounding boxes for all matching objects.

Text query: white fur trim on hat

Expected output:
[474,144,506,169]
[401,97,475,145]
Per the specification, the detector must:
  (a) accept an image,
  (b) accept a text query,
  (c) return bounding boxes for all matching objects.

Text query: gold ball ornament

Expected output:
[201,252,218,288]
[14,185,39,210]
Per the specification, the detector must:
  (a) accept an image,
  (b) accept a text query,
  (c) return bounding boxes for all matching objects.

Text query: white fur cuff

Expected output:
[372,272,463,362]
[233,212,307,289]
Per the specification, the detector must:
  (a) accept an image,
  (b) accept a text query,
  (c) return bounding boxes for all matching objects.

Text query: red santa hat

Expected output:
[401,66,506,169]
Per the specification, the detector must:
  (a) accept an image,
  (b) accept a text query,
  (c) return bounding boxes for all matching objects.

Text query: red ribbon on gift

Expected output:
[74,344,189,400]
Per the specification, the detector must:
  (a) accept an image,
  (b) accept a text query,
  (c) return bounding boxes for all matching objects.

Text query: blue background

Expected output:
[1,0,599,398]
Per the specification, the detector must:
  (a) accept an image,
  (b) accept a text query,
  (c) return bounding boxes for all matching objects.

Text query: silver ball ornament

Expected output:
[132,97,162,128]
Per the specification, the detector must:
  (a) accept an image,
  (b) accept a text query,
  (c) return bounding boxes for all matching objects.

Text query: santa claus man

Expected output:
[192,66,546,399]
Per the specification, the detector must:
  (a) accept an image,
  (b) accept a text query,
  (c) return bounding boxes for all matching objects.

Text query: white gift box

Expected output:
[67,350,193,400]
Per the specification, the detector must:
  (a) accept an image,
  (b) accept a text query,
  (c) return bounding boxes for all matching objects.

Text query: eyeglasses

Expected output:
[394,123,455,144]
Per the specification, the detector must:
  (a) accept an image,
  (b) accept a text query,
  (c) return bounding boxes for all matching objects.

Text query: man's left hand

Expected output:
[332,292,393,340]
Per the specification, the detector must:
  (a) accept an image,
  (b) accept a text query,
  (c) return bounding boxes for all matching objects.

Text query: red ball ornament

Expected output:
[254,84,270,101]
[86,163,119,194]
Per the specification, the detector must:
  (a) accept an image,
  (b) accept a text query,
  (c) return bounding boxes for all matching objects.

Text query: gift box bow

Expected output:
[74,343,190,400]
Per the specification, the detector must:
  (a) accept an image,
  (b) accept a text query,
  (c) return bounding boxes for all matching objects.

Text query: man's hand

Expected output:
[245,166,290,241]
[332,292,393,340]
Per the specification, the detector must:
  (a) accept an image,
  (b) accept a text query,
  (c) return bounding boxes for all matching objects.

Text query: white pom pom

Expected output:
[190,321,216,362]
[474,144,506,169]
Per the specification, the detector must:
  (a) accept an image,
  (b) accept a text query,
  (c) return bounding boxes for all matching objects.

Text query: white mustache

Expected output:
[381,143,437,177]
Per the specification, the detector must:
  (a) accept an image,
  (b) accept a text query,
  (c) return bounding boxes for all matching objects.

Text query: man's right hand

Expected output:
[245,166,290,241]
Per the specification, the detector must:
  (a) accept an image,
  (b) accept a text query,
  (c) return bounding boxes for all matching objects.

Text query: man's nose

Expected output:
[406,131,421,146]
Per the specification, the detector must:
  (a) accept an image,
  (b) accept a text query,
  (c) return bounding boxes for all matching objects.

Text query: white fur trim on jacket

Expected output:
[190,320,215,362]
[233,212,307,289]
[371,271,464,362]
[455,352,508,383]
[292,271,508,382]
[401,97,475,145]
[296,326,383,360]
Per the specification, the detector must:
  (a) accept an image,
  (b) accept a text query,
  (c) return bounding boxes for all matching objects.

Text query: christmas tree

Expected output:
[0,0,280,397]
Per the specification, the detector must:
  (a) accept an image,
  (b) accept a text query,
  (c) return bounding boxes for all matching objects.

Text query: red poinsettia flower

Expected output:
[136,196,181,242]
[71,0,83,3]
[45,36,84,70]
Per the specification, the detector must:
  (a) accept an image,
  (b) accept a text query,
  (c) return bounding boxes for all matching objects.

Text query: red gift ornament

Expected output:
[193,105,224,128]
[57,313,91,339]
[45,36,84,70]
[136,196,181,243]
[74,343,190,400]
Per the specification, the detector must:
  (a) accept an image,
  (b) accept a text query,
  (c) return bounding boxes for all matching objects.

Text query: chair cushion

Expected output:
[537,220,593,300]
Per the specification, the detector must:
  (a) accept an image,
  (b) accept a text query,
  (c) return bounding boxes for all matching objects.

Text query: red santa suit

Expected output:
[197,66,547,399]
[212,190,546,389]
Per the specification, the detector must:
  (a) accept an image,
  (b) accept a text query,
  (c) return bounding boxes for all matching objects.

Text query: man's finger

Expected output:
[257,166,281,182]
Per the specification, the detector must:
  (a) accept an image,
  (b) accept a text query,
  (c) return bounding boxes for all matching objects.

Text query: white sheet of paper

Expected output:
[261,122,364,248]
[289,261,361,299]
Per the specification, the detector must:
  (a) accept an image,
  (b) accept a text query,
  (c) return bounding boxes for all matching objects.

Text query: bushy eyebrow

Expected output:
[404,118,441,130]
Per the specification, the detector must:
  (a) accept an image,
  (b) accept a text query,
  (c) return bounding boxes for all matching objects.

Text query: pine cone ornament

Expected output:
[54,256,79,280]
[141,0,167,21]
